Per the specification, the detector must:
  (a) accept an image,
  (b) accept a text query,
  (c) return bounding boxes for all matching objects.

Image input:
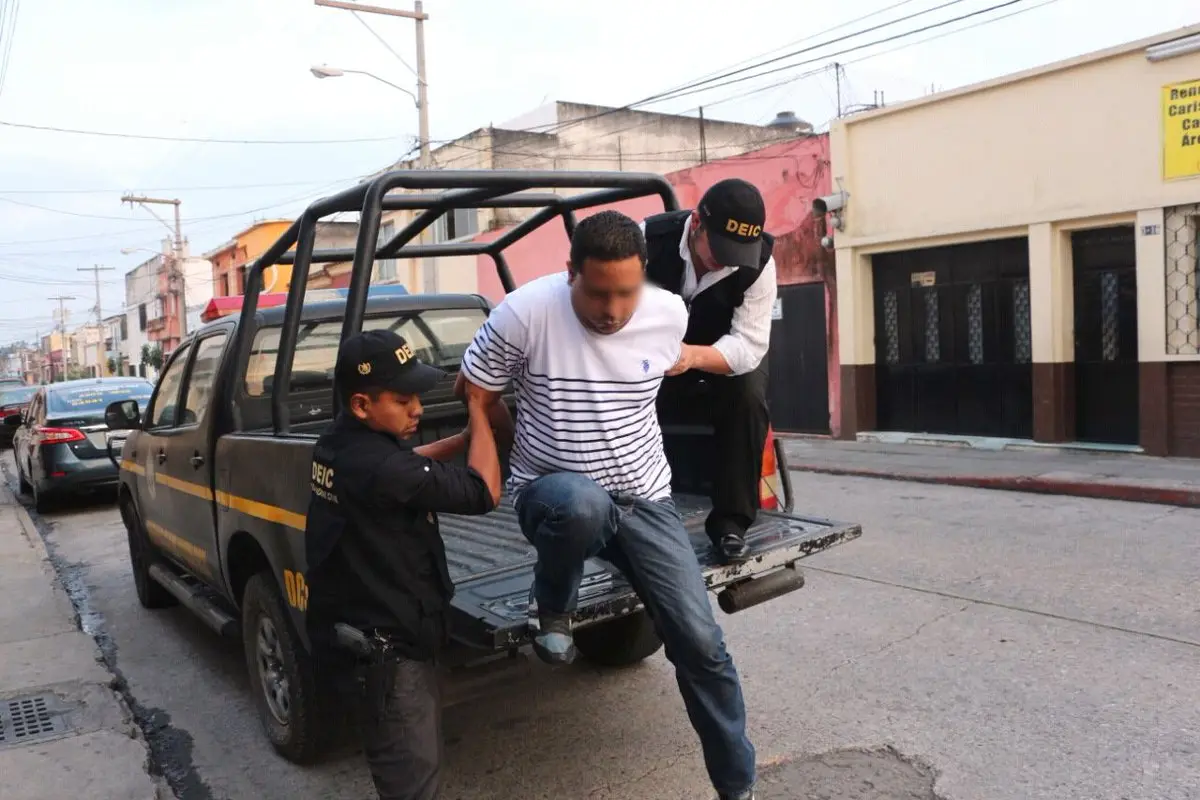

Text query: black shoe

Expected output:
[718,790,755,800]
[532,612,577,665]
[706,515,750,564]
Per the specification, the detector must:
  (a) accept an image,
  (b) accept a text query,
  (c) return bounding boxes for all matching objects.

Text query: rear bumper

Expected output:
[35,445,118,496]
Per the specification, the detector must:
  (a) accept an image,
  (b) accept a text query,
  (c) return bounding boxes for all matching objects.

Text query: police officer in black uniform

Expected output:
[644,179,777,563]
[304,329,502,800]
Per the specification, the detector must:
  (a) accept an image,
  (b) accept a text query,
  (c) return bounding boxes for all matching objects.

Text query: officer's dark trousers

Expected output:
[359,658,442,800]
[657,361,770,533]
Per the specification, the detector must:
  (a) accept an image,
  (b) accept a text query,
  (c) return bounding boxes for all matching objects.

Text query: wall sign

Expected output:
[1163,78,1200,180]
[910,271,936,287]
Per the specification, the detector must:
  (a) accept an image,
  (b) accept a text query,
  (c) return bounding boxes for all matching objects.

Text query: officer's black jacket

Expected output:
[304,413,494,660]
[644,209,774,348]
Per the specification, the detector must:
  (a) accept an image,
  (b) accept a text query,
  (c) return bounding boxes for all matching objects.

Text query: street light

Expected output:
[310,64,418,107]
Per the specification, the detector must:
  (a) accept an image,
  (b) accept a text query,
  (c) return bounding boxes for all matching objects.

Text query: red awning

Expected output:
[200,293,288,322]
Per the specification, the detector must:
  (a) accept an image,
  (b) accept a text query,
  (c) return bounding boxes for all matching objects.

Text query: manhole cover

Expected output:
[0,694,73,748]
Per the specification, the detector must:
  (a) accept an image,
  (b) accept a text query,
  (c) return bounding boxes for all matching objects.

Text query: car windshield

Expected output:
[48,383,154,414]
[0,386,36,406]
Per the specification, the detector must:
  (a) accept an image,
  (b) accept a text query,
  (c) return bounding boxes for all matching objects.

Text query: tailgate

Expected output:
[441,496,861,650]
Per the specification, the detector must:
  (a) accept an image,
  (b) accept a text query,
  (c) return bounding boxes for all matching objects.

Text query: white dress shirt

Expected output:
[640,219,777,376]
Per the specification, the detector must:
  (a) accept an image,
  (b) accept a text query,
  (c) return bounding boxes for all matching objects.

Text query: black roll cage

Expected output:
[232,170,679,434]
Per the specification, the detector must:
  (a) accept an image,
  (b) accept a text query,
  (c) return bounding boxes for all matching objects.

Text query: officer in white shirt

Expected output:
[642,179,777,563]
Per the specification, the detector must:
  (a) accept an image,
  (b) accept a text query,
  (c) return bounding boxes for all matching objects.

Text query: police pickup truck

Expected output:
[103,170,862,763]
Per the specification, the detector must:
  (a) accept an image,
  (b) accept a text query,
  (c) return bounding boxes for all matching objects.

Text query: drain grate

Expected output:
[0,694,72,747]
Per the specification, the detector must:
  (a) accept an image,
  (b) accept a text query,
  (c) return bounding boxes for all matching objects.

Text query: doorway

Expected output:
[873,238,1033,438]
[767,283,830,433]
[1072,226,1139,445]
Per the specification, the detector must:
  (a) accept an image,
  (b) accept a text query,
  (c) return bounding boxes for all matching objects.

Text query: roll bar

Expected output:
[230,169,679,433]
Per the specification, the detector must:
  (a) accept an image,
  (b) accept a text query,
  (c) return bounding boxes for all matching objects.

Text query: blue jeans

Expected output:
[515,472,756,796]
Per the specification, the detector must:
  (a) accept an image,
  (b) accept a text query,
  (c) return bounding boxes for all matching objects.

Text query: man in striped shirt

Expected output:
[456,211,756,800]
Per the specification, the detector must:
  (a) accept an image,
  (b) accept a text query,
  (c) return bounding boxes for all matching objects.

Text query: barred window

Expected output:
[1164,204,1200,355]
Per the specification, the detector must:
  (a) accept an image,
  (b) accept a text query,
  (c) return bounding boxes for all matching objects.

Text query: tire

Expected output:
[242,572,330,764]
[32,481,54,514]
[574,610,664,667]
[17,462,31,495]
[119,498,177,610]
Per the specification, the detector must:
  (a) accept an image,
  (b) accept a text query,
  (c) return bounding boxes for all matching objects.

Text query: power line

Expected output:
[0,178,355,195]
[0,0,18,100]
[351,11,418,76]
[0,118,407,145]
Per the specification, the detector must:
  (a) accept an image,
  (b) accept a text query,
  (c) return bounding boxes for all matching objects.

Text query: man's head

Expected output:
[688,178,767,274]
[566,210,647,335]
[335,329,444,439]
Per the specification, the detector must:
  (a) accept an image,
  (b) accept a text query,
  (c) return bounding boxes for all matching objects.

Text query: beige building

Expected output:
[365,101,800,295]
[830,25,1200,457]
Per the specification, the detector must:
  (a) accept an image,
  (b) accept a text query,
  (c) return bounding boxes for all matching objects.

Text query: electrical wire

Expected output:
[0,0,18,100]
[0,118,408,145]
[352,11,418,77]
[0,179,356,195]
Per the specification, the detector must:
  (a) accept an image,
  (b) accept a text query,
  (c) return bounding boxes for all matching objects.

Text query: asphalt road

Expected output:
[4,449,1198,800]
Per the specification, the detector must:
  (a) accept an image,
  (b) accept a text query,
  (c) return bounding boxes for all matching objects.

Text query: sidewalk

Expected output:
[781,437,1200,507]
[0,479,163,799]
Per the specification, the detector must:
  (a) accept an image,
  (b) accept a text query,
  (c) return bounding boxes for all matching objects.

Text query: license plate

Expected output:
[86,431,108,449]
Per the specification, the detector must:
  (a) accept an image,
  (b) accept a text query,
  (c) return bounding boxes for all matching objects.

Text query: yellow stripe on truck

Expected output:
[215,490,307,532]
[122,459,307,532]
[145,520,212,578]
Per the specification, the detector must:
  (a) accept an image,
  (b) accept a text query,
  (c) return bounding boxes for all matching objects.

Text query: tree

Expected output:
[107,357,119,376]
[141,344,163,371]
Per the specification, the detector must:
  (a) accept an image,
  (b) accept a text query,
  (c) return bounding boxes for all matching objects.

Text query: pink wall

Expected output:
[471,135,842,435]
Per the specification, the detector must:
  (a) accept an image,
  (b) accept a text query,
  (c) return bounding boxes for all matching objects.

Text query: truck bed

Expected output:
[440,494,861,650]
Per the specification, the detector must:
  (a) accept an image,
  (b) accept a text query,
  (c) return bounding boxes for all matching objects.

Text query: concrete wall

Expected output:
[467,135,840,432]
[830,24,1200,450]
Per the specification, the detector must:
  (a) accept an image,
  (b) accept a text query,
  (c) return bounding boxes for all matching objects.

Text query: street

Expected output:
[3,449,1198,800]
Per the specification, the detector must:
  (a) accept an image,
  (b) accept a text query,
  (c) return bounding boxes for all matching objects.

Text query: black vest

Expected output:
[644,210,773,347]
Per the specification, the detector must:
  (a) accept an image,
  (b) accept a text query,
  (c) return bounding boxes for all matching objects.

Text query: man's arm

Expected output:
[413,431,468,461]
[670,259,776,377]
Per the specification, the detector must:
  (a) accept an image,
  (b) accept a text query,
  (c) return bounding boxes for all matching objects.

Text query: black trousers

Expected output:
[658,361,770,534]
[358,658,442,800]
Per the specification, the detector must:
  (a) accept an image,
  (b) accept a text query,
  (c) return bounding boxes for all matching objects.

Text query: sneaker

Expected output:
[718,790,755,800]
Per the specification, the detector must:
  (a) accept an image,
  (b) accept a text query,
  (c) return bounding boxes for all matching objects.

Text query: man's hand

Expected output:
[667,344,699,377]
[456,371,499,408]
[667,344,732,376]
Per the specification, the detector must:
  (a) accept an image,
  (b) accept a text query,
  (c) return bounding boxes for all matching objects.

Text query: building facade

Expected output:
[831,25,1200,456]
[356,101,801,296]
[467,135,838,434]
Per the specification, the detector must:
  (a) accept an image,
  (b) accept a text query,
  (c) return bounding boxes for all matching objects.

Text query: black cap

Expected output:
[335,329,444,397]
[697,178,767,268]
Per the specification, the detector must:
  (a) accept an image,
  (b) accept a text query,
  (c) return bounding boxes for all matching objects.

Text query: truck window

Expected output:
[146,344,191,429]
[182,333,229,426]
[237,308,487,431]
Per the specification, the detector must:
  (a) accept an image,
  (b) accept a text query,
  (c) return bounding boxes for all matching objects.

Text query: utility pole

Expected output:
[78,265,114,377]
[48,295,75,382]
[834,62,843,118]
[314,0,430,166]
[121,195,188,342]
[698,106,707,165]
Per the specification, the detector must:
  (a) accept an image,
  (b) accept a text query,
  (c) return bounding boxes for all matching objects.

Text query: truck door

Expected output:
[134,343,207,578]
[165,330,230,582]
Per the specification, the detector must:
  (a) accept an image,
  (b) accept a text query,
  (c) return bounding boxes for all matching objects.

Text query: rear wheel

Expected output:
[16,462,31,495]
[119,498,176,610]
[574,610,664,667]
[242,572,331,764]
[32,481,54,514]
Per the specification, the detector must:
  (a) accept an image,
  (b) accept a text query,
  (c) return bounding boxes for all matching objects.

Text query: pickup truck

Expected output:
[103,170,862,764]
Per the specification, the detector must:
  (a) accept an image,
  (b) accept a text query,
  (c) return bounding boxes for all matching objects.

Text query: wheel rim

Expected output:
[255,615,291,725]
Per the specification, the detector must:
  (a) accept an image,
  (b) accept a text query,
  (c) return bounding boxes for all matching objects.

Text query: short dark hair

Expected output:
[568,210,647,275]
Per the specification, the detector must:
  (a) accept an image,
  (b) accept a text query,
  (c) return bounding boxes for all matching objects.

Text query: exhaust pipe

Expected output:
[717,564,805,614]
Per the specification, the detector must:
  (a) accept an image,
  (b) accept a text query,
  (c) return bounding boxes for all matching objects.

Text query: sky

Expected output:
[0,0,1196,346]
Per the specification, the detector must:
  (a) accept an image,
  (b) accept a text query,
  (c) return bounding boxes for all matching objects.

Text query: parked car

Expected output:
[10,377,154,511]
[0,377,26,389]
[0,385,38,448]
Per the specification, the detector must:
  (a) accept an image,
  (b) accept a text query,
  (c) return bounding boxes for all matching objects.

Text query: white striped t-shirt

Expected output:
[460,272,688,502]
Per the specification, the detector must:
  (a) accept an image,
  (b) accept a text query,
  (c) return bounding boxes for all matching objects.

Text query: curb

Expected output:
[789,464,1200,508]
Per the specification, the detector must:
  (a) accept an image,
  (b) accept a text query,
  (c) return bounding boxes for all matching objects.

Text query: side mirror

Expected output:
[105,399,142,431]
[3,414,21,428]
